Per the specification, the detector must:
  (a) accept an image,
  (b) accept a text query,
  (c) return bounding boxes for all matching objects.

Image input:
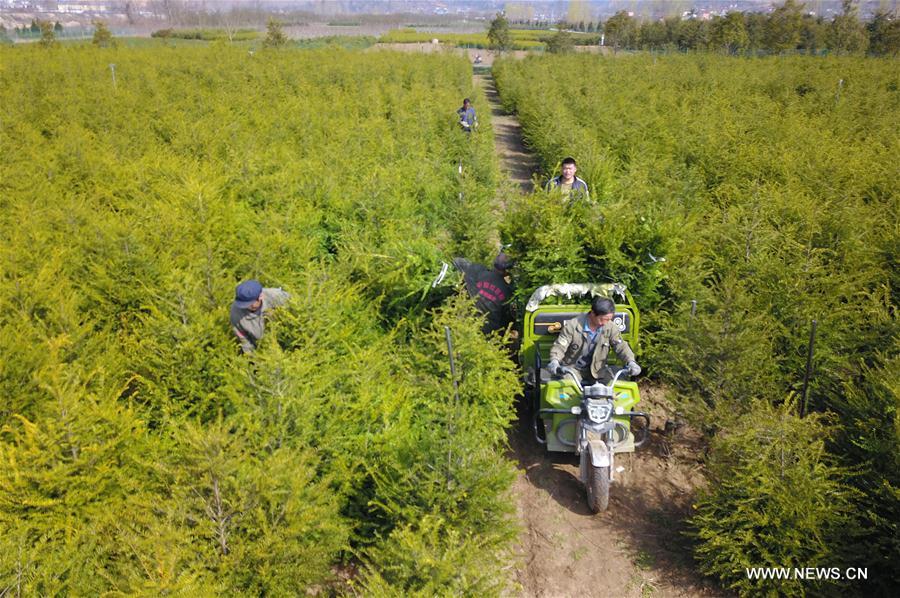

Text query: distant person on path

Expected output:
[230,279,290,354]
[546,156,589,201]
[452,253,514,334]
[457,98,477,133]
[546,296,640,384]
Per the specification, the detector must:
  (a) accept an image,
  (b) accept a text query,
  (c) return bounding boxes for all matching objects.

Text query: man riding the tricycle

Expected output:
[546,295,641,384]
[520,283,650,512]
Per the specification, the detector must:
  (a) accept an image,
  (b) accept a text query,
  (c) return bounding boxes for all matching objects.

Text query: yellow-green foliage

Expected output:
[691,400,858,597]
[0,44,514,594]
[495,53,898,592]
[496,53,896,413]
[380,27,598,50]
[150,27,260,41]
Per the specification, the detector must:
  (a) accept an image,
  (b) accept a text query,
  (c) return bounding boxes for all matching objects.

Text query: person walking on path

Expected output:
[546,156,589,201]
[229,279,290,354]
[457,98,477,133]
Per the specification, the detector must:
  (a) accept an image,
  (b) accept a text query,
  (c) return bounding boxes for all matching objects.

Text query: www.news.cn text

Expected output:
[746,567,868,581]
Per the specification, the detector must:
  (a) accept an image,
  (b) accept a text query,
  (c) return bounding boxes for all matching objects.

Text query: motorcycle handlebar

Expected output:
[610,368,629,385]
[559,366,584,392]
[555,366,631,393]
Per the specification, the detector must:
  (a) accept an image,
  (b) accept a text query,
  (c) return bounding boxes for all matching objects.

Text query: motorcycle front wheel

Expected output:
[586,463,610,513]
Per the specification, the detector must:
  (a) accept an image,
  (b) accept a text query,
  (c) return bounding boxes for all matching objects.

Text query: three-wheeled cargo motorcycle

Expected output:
[520,283,650,512]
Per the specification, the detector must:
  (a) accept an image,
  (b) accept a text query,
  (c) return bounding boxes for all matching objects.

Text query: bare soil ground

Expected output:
[474,72,720,597]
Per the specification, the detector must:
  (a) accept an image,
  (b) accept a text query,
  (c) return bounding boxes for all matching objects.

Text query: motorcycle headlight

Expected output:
[586,401,612,424]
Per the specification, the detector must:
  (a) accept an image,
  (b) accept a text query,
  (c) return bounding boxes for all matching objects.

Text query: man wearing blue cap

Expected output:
[229,280,290,354]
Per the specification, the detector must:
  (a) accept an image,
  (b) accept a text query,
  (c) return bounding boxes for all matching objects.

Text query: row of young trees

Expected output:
[0,45,517,594]
[2,19,64,37]
[0,20,61,47]
[1,19,115,48]
[509,18,602,32]
[494,54,898,595]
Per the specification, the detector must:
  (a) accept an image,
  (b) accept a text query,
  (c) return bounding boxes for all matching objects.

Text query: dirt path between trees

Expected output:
[475,72,720,598]
[505,390,716,597]
[474,74,539,194]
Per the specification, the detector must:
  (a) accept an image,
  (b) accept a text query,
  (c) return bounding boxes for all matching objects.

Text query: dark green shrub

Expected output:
[263,19,287,48]
[92,20,115,47]
[828,354,900,592]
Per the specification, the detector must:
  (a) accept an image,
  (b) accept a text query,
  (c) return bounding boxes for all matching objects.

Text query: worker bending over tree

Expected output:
[229,279,290,354]
[452,253,514,334]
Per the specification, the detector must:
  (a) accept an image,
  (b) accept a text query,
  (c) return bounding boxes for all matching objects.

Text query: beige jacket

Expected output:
[549,313,635,380]
[229,287,290,353]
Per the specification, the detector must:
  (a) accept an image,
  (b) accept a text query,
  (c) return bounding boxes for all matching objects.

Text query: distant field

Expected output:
[150,27,260,41]
[380,27,600,49]
[10,22,583,49]
[51,32,376,50]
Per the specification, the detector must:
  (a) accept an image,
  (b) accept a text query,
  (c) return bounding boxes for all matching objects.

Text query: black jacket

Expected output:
[452,258,513,333]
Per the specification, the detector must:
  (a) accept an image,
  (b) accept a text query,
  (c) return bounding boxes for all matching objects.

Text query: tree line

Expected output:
[494,0,900,55]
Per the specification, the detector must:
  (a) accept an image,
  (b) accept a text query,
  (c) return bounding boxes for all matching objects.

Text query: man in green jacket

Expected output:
[229,279,290,354]
[547,296,640,383]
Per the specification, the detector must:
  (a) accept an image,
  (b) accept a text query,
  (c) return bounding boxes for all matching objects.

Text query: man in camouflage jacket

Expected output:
[547,296,640,383]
